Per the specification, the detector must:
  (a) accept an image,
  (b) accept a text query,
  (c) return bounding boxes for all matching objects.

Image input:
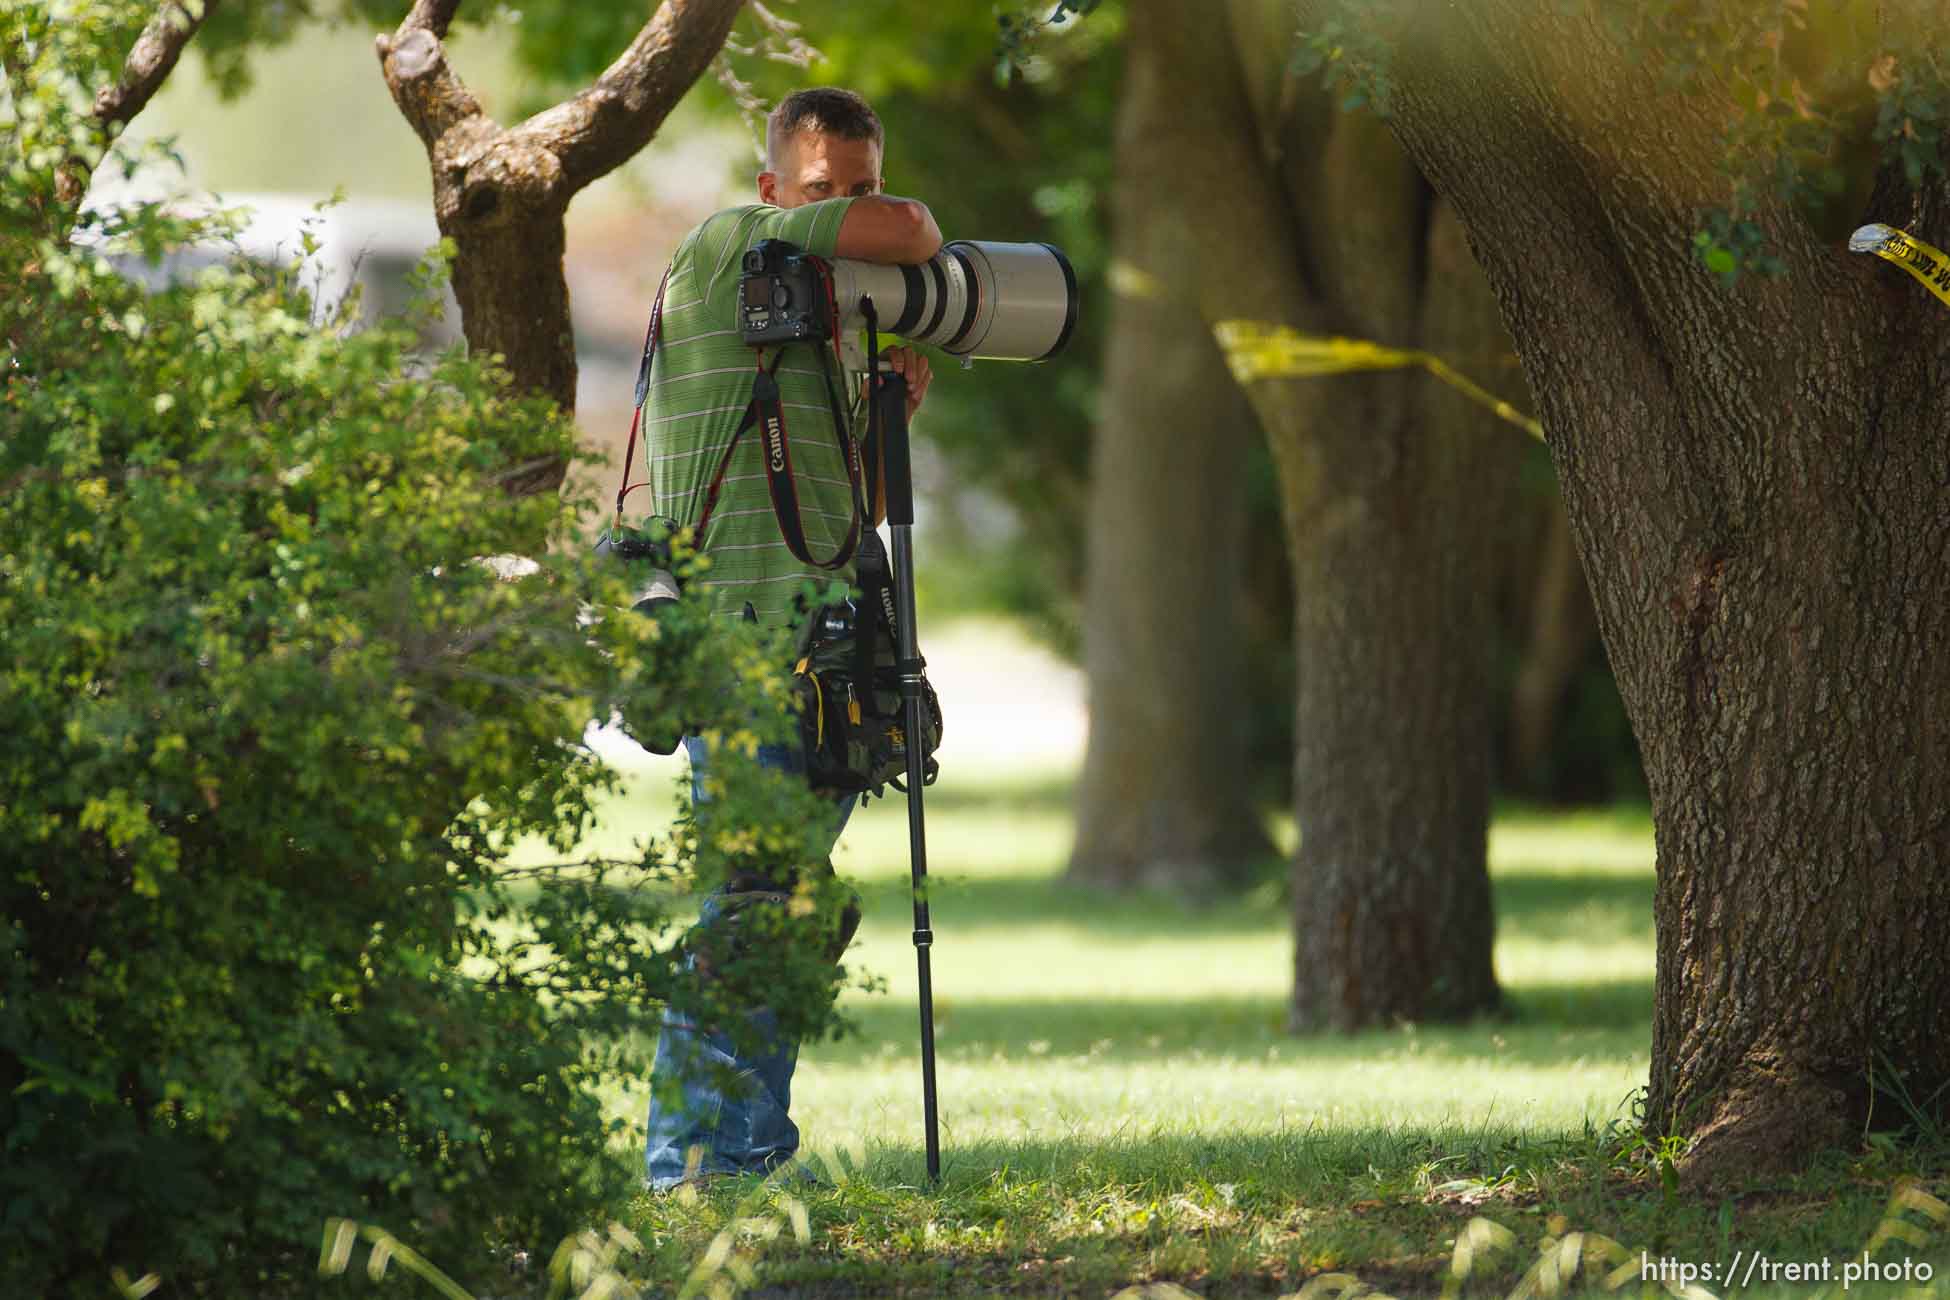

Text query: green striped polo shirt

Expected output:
[643,199,865,629]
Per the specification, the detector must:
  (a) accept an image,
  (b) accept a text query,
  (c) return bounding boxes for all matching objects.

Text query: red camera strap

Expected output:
[611,264,673,524]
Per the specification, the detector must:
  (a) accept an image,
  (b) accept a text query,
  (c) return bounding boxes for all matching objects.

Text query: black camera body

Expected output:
[739,238,832,346]
[595,527,674,567]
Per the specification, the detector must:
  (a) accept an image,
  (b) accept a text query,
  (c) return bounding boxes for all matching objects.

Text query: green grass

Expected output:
[521,760,1950,1298]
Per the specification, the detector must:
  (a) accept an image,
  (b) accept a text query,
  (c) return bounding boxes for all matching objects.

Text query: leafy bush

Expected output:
[0,24,851,1297]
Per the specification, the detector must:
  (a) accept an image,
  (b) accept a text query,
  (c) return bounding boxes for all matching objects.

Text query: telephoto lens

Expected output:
[828,240,1078,362]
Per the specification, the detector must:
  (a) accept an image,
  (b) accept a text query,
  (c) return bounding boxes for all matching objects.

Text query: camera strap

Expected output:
[693,341,868,573]
[611,263,673,526]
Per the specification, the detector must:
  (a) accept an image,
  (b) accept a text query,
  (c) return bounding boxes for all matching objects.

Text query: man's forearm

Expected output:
[834,195,942,264]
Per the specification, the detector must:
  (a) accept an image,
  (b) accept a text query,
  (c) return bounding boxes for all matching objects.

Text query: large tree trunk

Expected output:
[1343,0,1950,1177]
[1227,0,1523,1028]
[1068,23,1277,894]
[420,119,579,499]
[378,0,746,497]
[1274,192,1518,1028]
[1097,0,1519,1022]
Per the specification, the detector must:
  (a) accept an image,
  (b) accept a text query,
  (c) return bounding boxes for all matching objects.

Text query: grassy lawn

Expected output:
[539,754,1948,1299]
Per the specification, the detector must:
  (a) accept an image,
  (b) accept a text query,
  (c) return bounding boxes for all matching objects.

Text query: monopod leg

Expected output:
[874,367,941,1184]
[896,520,941,1186]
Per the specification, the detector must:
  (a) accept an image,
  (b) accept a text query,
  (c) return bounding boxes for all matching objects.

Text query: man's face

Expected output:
[758,130,884,208]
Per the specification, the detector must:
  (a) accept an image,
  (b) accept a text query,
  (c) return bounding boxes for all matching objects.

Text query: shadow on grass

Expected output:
[822,1124,1620,1201]
[644,1122,1950,1300]
[851,871,1279,939]
[916,772,1079,814]
[847,866,1655,946]
[810,984,1651,1068]
[1503,977,1654,1028]
[656,1126,1661,1299]
[1493,870,1655,946]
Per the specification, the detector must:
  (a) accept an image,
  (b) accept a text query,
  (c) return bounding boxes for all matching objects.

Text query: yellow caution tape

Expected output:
[1850,223,1950,308]
[1212,319,1546,442]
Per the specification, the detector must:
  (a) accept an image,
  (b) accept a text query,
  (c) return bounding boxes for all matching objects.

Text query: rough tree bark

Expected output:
[376,0,745,496]
[1330,0,1950,1177]
[1236,0,1528,1028]
[1261,155,1521,1030]
[87,1,213,129]
[1092,1,1523,1022]
[1068,26,1277,893]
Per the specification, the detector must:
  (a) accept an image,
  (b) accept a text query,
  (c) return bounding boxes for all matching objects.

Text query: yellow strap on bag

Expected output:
[1850,223,1950,309]
[795,657,827,748]
[1211,319,1547,442]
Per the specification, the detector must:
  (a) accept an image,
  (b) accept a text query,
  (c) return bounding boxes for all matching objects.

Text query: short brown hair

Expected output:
[765,87,883,170]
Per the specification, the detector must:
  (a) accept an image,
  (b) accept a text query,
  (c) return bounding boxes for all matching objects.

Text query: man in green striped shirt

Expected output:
[643,91,938,628]
[642,87,941,1189]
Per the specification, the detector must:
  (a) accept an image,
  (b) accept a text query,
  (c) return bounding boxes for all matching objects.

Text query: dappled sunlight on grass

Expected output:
[579,761,1657,1181]
[571,764,1950,1297]
[793,1048,1645,1157]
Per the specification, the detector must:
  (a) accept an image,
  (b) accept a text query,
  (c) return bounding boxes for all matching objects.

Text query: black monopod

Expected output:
[846,245,1075,1184]
[865,357,942,1185]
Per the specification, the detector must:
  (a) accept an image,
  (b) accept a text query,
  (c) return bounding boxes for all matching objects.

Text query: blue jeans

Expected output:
[643,736,857,1188]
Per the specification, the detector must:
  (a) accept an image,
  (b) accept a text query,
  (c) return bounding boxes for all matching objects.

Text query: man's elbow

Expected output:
[891,200,943,263]
[838,196,943,264]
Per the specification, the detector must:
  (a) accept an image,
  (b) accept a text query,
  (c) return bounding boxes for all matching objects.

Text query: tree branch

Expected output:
[403,0,462,41]
[92,0,218,131]
[43,0,216,207]
[518,0,747,195]
[376,0,484,148]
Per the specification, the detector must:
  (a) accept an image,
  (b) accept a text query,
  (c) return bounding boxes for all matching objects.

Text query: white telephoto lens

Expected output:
[830,240,1077,362]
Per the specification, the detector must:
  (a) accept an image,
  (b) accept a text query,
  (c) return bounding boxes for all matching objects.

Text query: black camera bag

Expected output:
[791,531,941,799]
